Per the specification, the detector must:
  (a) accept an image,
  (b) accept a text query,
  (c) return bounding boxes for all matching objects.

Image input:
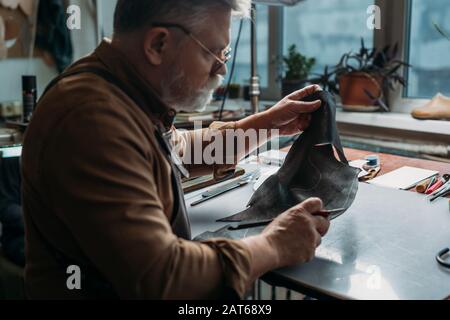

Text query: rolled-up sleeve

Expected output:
[172,121,240,180]
[44,106,251,299]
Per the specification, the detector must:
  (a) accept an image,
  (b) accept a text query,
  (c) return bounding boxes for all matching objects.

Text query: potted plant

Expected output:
[308,65,339,95]
[310,39,410,112]
[281,44,316,97]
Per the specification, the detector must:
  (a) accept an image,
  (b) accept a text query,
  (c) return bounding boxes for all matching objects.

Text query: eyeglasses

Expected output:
[152,22,232,75]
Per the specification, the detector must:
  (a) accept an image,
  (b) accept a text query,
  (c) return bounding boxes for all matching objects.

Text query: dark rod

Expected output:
[250,3,260,114]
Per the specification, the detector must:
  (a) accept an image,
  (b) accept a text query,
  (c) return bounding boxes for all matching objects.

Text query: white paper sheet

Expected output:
[367,166,438,190]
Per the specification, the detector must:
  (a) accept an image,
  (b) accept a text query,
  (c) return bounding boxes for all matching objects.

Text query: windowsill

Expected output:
[215,100,450,139]
[336,108,450,137]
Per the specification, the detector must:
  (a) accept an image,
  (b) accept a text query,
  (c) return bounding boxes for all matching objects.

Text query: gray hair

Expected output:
[113,0,251,34]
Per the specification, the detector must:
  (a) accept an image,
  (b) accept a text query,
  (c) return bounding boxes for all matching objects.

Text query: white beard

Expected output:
[161,68,224,113]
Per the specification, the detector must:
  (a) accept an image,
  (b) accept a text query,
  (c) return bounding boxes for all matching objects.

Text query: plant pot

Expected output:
[339,72,383,108]
[282,79,309,97]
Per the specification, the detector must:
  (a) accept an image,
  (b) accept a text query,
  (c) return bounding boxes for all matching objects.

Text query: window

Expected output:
[225,5,269,88]
[283,0,374,75]
[406,0,450,98]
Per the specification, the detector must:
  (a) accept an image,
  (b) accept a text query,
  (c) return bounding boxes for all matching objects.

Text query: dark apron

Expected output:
[29,66,192,298]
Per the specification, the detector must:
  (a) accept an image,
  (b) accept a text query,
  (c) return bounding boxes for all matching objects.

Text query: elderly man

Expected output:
[22,0,330,299]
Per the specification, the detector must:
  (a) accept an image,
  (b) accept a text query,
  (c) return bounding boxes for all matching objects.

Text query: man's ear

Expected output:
[143,28,170,66]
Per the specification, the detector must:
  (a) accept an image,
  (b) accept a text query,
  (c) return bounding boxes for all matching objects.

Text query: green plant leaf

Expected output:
[433,22,450,41]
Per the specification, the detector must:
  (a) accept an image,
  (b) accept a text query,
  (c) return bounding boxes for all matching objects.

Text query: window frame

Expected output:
[264,0,437,113]
[235,6,283,101]
[261,6,284,100]
[374,0,432,114]
[266,2,379,102]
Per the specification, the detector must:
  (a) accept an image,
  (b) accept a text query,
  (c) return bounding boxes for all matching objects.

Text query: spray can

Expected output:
[22,75,37,123]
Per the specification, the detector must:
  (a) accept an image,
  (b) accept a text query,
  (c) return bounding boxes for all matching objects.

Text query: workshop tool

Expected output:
[426,177,446,195]
[228,208,346,231]
[416,178,431,193]
[429,180,450,202]
[436,248,450,269]
[424,176,437,194]
[360,166,381,182]
[190,170,261,207]
[362,155,380,171]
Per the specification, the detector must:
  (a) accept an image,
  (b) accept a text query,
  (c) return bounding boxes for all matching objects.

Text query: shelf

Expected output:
[336,109,450,137]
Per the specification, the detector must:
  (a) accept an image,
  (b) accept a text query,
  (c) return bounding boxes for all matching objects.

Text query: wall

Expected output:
[0,58,56,102]
[0,0,117,103]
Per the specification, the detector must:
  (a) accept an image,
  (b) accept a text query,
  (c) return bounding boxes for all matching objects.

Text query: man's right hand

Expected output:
[262,198,330,268]
[263,198,330,267]
[242,198,330,287]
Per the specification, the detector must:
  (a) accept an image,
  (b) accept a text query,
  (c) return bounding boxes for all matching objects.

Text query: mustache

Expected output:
[160,70,225,112]
[204,74,224,92]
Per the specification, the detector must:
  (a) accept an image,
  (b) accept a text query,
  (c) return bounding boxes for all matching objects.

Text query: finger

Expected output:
[296,117,310,131]
[314,231,322,248]
[288,99,322,115]
[313,211,331,219]
[287,85,322,100]
[287,85,323,100]
[313,216,330,237]
[302,197,323,213]
[294,197,323,215]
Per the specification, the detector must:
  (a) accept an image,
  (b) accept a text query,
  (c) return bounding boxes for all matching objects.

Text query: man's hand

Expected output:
[242,198,330,284]
[262,198,330,267]
[261,85,322,136]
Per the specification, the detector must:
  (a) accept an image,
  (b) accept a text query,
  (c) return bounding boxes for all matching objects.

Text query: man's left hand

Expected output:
[261,84,322,136]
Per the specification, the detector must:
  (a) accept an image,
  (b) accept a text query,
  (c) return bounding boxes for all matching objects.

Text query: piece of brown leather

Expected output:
[196,91,360,241]
[411,93,450,120]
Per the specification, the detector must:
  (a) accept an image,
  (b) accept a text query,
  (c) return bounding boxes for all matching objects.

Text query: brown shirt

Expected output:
[22,40,251,299]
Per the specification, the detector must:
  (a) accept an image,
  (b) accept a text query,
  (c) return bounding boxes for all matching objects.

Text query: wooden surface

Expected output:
[281,146,450,177]
[280,146,450,199]
[343,148,450,177]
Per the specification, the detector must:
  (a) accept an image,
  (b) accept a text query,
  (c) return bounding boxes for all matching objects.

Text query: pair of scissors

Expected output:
[437,248,450,268]
[360,166,381,182]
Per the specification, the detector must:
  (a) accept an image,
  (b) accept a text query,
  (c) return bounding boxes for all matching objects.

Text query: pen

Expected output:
[429,179,450,197]
[429,181,450,202]
[426,177,445,195]
[228,208,346,230]
[424,176,437,194]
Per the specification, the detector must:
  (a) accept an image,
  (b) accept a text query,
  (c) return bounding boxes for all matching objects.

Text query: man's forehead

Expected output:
[198,10,231,49]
